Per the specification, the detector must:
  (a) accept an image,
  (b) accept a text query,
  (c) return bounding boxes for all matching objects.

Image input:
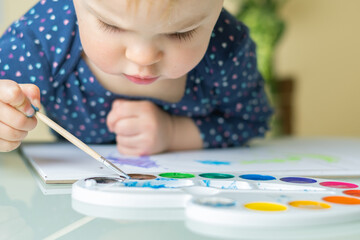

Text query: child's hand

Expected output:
[107,99,174,156]
[0,80,40,152]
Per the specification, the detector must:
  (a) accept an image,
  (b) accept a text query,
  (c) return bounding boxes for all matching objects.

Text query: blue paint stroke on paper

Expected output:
[196,160,231,165]
[107,155,159,168]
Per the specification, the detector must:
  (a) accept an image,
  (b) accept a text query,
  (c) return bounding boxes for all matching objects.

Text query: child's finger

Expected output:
[0,80,38,117]
[111,99,142,117]
[112,118,140,136]
[115,134,144,149]
[107,100,138,132]
[0,101,37,131]
[111,99,126,110]
[19,84,41,110]
[0,121,28,141]
[115,142,144,156]
[0,137,22,152]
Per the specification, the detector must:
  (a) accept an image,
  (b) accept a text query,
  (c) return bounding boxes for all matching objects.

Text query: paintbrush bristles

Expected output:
[35,111,102,160]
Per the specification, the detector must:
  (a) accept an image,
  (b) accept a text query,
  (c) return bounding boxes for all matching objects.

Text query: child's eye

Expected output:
[168,29,197,42]
[97,20,123,33]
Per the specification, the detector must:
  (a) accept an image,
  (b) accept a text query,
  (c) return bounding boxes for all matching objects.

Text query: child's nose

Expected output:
[125,42,162,66]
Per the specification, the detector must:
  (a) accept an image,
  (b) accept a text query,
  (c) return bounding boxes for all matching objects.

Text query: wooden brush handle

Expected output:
[35,111,102,160]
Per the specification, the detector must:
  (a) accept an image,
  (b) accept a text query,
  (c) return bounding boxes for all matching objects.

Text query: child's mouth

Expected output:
[123,74,159,85]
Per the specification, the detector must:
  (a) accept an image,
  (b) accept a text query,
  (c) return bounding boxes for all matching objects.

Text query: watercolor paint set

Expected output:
[72,172,360,228]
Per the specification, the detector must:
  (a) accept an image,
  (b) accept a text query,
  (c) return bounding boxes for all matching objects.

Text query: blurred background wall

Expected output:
[1,0,359,142]
[276,0,360,137]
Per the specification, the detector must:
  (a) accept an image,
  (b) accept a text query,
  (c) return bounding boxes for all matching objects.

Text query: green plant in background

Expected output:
[237,0,288,135]
[237,0,286,94]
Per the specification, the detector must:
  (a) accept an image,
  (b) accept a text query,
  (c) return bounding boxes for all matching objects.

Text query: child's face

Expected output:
[73,0,224,85]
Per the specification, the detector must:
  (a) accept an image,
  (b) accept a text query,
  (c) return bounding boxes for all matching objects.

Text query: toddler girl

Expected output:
[0,0,272,155]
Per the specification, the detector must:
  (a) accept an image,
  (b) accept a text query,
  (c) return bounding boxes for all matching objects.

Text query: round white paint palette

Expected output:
[72,173,360,228]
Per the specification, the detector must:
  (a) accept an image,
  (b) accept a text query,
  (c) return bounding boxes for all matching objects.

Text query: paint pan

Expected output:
[84,177,124,188]
[128,173,157,180]
[199,173,234,179]
[193,197,236,208]
[289,200,331,210]
[159,172,195,179]
[320,181,359,189]
[280,177,317,184]
[244,202,288,211]
[240,174,276,181]
[343,189,360,197]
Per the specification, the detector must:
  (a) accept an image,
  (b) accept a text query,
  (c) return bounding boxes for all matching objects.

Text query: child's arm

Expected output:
[106,89,272,156]
[0,1,80,150]
[0,5,55,152]
[168,114,203,151]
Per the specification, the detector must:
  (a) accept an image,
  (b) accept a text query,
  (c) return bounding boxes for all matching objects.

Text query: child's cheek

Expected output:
[169,45,208,77]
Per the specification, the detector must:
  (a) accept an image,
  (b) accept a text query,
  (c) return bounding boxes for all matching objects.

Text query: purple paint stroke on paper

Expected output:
[107,155,159,169]
[196,160,231,165]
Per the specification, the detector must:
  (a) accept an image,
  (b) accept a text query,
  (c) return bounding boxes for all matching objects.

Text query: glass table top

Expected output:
[1,149,360,240]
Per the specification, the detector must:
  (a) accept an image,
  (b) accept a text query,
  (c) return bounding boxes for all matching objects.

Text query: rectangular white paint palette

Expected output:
[72,172,360,232]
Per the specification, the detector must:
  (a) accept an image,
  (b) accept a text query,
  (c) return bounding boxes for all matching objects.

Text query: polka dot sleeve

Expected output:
[0,15,52,87]
[0,0,79,105]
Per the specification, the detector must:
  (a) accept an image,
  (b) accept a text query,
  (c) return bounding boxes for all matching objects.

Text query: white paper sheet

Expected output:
[22,137,360,184]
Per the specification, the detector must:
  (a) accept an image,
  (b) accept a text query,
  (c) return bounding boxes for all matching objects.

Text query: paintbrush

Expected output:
[31,106,130,180]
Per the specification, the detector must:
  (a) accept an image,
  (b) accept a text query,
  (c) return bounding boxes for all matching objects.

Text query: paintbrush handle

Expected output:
[35,111,101,160]
[35,111,130,179]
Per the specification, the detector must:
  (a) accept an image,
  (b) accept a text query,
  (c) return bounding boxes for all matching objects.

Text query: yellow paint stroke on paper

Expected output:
[240,154,338,165]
